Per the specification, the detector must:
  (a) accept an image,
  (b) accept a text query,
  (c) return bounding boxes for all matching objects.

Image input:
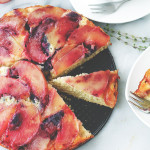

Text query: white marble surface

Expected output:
[1,0,150,150]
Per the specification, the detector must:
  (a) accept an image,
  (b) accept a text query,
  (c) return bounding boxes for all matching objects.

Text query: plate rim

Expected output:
[125,46,150,128]
[69,0,150,24]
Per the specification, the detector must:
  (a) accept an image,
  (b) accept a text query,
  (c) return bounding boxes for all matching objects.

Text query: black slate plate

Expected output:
[57,48,116,136]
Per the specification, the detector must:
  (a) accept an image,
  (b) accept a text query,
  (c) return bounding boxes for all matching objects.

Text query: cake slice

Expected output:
[51,70,119,108]
[134,69,150,100]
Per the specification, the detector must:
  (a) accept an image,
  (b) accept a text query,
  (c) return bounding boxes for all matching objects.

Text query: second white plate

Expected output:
[125,47,150,128]
[70,0,150,24]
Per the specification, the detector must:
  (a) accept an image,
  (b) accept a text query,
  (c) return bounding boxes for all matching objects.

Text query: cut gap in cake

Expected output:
[51,70,119,108]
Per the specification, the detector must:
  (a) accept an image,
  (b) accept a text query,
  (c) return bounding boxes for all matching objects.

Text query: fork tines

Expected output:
[129,91,150,113]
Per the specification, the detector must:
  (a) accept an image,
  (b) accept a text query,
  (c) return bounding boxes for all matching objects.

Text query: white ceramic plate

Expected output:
[125,47,150,128]
[70,0,150,23]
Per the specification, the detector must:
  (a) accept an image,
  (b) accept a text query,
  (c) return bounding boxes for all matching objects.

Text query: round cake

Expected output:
[0,5,118,150]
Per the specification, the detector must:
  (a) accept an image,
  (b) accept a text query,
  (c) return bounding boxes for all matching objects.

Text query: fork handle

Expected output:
[89,0,130,6]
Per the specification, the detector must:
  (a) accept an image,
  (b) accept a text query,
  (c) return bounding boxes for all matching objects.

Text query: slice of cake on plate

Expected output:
[51,70,119,108]
[134,69,150,100]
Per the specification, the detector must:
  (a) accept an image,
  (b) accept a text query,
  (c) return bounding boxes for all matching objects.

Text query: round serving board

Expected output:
[58,48,116,137]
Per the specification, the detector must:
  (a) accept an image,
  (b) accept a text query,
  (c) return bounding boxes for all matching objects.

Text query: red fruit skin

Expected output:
[26,129,50,150]
[91,70,110,97]
[0,29,16,66]
[67,25,110,48]
[46,13,81,49]
[66,70,111,97]
[12,61,48,107]
[55,105,79,150]
[27,11,80,64]
[28,6,66,28]
[26,19,54,63]
[0,104,17,137]
[104,72,119,108]
[2,101,41,148]
[42,86,65,120]
[0,76,30,99]
[52,45,86,76]
[0,15,29,62]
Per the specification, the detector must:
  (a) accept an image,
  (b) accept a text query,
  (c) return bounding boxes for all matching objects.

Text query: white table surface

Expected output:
[1,0,150,150]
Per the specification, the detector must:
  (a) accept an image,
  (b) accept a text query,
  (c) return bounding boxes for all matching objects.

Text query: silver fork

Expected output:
[129,91,150,114]
[89,0,130,14]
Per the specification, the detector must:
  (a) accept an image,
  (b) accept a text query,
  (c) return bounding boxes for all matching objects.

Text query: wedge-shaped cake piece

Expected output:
[51,70,119,108]
[50,25,110,78]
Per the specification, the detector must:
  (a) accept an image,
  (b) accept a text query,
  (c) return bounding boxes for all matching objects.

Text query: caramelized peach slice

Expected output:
[42,86,65,119]
[0,14,29,57]
[104,72,119,108]
[65,70,111,97]
[26,9,82,64]
[0,46,14,66]
[51,45,87,76]
[67,25,110,49]
[55,105,79,149]
[27,6,66,28]
[0,76,30,99]
[0,20,28,66]
[0,29,17,66]
[26,19,54,63]
[46,12,81,49]
[3,100,41,148]
[0,104,16,137]
[41,110,64,140]
[26,130,50,150]
[11,61,48,106]
[0,15,27,37]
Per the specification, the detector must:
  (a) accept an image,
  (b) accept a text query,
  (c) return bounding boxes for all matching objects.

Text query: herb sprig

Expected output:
[103,24,150,51]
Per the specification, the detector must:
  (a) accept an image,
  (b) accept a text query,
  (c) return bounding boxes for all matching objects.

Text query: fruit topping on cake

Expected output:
[26,18,55,63]
[45,11,81,50]
[8,61,49,107]
[27,6,66,29]
[26,9,81,64]
[41,110,64,140]
[0,76,30,100]
[0,12,29,65]
[2,100,41,149]
[0,29,24,66]
[50,25,110,78]
[42,85,65,119]
[23,85,92,150]
[51,45,87,77]
[51,70,119,108]
[67,25,110,48]
[0,104,17,137]
[26,129,51,150]
[54,105,79,150]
